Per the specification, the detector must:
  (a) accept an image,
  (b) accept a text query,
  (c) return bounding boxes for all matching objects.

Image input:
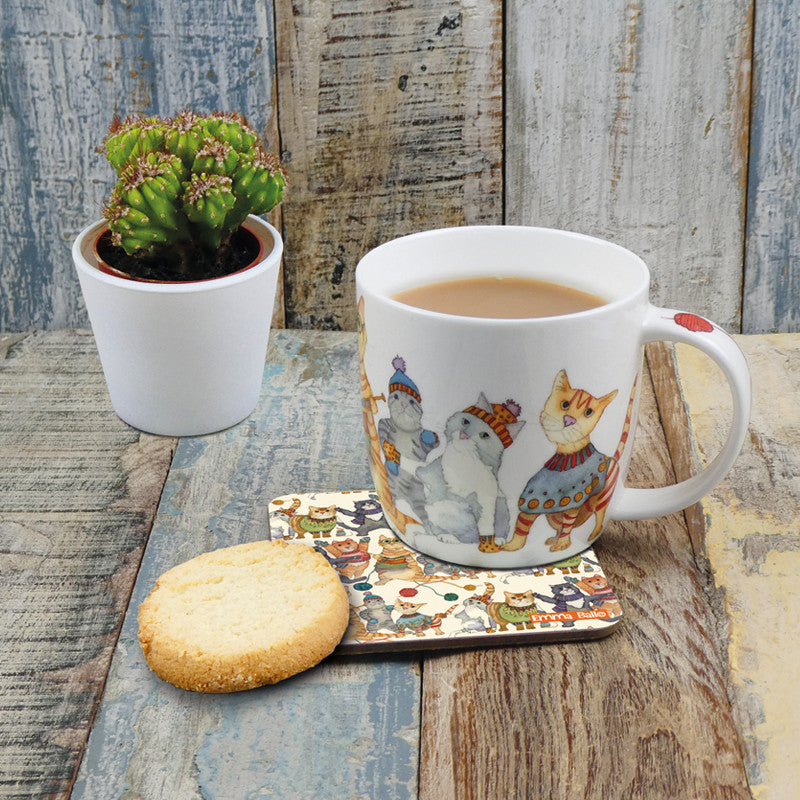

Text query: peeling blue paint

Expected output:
[743,0,800,333]
[0,0,278,331]
[70,333,418,796]
[193,661,420,799]
[358,661,420,799]
[172,437,210,470]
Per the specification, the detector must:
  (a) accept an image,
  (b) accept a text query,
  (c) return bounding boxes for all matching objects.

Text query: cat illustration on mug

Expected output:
[375,356,526,551]
[366,346,634,556]
[506,370,636,554]
[377,357,439,523]
[416,394,525,550]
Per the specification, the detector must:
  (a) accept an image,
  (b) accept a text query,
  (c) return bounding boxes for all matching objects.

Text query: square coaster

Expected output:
[268,490,622,653]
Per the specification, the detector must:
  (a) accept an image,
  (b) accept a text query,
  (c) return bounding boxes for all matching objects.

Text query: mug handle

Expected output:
[610,306,751,521]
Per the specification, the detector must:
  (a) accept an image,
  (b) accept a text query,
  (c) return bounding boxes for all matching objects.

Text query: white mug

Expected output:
[355,226,751,567]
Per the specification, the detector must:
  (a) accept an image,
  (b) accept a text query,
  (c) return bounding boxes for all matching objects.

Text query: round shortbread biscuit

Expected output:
[137,539,349,692]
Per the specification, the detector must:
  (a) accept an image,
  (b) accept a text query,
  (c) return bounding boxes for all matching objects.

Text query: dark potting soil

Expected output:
[96,226,261,282]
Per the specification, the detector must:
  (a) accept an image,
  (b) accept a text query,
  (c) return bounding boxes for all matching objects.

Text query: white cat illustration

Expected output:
[453,596,497,633]
[416,394,524,549]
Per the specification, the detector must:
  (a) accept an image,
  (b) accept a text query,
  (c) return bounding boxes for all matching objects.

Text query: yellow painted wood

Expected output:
[674,333,800,798]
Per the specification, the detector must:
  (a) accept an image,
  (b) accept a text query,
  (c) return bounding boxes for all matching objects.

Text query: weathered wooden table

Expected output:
[1,329,797,800]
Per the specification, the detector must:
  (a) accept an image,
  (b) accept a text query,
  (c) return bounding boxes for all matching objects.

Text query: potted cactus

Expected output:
[72,110,287,436]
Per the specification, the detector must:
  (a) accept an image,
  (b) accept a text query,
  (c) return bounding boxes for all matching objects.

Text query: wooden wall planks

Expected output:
[0,1,797,332]
[274,0,503,329]
[743,1,800,333]
[0,0,279,330]
[506,0,752,332]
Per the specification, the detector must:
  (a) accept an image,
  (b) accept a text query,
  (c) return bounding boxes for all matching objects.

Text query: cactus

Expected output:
[100,110,285,279]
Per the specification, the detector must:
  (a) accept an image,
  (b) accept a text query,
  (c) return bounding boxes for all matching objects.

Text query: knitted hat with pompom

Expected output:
[462,398,522,448]
[388,356,421,403]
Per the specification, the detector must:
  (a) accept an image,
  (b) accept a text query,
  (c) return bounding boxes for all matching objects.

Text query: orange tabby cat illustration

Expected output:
[573,574,622,618]
[505,370,636,553]
[471,583,541,631]
[373,534,428,584]
[273,498,339,538]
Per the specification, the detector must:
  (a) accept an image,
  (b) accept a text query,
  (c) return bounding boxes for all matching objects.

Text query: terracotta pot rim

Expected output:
[73,216,282,295]
[93,220,266,285]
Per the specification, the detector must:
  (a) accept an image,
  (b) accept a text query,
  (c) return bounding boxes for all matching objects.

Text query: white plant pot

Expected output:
[72,215,283,436]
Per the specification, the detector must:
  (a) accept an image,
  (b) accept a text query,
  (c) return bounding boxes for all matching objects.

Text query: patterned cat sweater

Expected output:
[518,443,609,514]
[395,612,441,631]
[497,602,537,624]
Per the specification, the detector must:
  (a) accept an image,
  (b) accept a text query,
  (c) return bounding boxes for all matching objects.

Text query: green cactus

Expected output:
[100,110,285,279]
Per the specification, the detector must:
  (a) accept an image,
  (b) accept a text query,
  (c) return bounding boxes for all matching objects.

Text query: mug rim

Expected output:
[356,224,650,324]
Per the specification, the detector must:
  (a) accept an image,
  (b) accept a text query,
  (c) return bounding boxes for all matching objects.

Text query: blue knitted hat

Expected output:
[388,356,421,403]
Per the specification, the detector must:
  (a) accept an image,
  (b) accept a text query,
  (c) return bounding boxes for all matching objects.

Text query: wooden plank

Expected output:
[419,356,752,799]
[71,331,421,800]
[505,0,752,332]
[672,334,800,799]
[274,0,503,330]
[0,331,175,800]
[0,0,280,331]
[645,341,707,553]
[742,3,800,333]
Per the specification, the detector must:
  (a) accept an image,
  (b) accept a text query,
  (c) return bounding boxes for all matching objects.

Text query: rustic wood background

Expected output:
[0,1,797,334]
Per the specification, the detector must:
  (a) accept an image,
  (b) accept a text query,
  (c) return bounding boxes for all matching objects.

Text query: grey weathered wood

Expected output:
[419,349,752,800]
[0,0,279,331]
[4,1,800,335]
[743,2,800,333]
[505,0,752,332]
[646,341,707,553]
[270,0,504,329]
[71,331,420,800]
[0,331,175,800]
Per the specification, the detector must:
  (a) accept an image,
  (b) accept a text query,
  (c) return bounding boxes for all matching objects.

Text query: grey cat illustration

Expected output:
[378,357,438,521]
[416,394,524,549]
[453,597,497,633]
[358,593,399,633]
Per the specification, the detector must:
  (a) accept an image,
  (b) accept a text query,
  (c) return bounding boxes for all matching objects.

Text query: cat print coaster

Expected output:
[268,490,622,653]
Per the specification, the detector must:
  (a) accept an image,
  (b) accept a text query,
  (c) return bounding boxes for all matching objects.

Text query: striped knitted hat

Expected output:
[463,398,522,448]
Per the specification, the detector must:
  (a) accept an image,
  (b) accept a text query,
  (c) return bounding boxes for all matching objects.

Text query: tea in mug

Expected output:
[392,276,606,319]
